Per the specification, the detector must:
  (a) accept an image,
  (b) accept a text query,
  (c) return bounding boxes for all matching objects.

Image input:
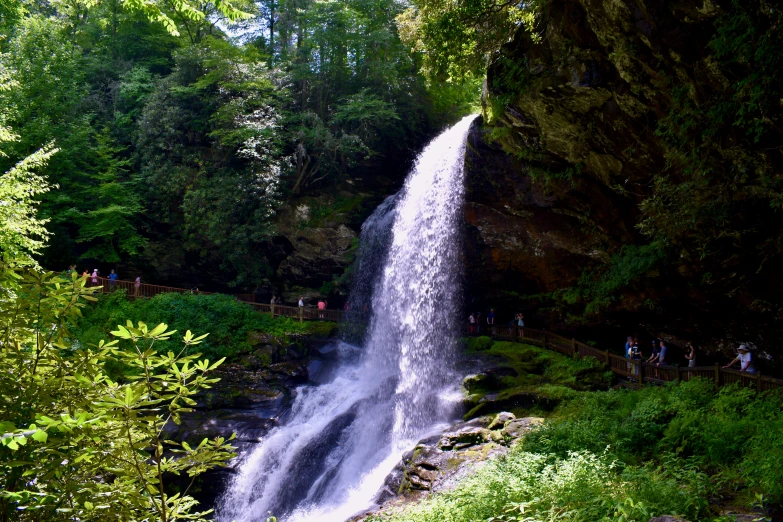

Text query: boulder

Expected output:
[248,332,282,347]
[488,412,516,430]
[502,417,544,439]
[437,417,493,450]
[269,361,309,384]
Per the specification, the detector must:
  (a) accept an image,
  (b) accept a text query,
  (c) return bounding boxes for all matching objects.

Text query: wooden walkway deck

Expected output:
[88,276,346,322]
[486,325,783,392]
[87,275,781,390]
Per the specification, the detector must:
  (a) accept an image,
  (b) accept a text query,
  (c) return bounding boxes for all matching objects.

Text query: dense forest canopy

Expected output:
[0,0,479,289]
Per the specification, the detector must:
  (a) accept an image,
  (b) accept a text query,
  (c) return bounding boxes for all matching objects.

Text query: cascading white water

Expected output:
[217,114,477,522]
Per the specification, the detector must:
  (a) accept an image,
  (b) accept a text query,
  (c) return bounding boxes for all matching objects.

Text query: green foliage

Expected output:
[542,242,667,319]
[396,0,542,83]
[74,291,308,361]
[0,265,235,520]
[1,16,147,267]
[369,447,710,522]
[0,45,59,266]
[465,340,611,392]
[463,335,493,351]
[637,0,783,269]
[2,0,457,288]
[380,381,783,522]
[0,142,57,265]
[525,381,783,504]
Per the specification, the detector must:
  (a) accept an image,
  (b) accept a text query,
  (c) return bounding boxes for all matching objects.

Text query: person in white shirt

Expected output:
[723,344,756,373]
[298,297,304,307]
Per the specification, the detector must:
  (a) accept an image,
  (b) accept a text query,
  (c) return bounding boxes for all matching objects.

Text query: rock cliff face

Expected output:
[463,0,783,363]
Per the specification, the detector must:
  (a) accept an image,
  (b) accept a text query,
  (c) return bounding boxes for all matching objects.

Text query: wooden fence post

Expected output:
[604,349,609,365]
[271,304,275,319]
[638,362,643,385]
[757,372,762,393]
[299,306,303,324]
[675,364,680,382]
[714,363,720,391]
[571,338,576,356]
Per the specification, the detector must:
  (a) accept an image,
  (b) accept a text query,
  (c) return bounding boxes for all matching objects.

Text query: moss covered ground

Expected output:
[462,337,612,419]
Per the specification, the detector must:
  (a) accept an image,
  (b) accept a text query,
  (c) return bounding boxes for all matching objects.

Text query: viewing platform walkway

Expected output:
[486,325,783,393]
[87,275,781,391]
[88,276,346,322]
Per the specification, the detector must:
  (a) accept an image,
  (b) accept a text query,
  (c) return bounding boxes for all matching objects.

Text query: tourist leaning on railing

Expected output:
[723,344,757,373]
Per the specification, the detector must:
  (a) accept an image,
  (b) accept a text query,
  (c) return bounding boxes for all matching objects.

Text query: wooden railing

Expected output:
[487,326,783,392]
[87,276,346,322]
[84,276,783,390]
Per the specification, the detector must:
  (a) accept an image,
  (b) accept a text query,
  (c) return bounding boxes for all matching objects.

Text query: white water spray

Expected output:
[217,114,477,522]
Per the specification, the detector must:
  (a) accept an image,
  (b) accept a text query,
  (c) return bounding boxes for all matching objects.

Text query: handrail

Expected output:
[485,325,782,392]
[82,274,783,390]
[85,276,346,322]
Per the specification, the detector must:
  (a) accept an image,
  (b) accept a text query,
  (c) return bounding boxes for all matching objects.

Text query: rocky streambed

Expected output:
[163,338,339,507]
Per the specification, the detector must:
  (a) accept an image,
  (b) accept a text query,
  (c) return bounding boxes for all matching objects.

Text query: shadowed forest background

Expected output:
[0,0,478,291]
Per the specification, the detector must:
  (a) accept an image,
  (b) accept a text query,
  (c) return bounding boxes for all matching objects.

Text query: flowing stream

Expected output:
[217,114,477,522]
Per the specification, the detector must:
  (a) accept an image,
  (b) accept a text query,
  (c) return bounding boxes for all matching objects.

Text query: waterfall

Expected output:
[217,114,477,522]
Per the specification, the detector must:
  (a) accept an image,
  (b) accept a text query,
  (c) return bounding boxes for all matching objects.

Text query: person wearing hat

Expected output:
[723,344,757,373]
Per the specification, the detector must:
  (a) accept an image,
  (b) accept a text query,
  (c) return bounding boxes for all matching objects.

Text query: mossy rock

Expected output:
[464,336,493,351]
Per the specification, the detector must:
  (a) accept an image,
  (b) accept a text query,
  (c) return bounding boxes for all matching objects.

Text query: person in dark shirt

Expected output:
[486,309,495,326]
[109,269,118,291]
[646,339,660,378]
[658,340,668,367]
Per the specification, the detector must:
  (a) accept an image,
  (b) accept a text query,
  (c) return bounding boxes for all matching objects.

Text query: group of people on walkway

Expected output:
[624,337,672,376]
[67,266,142,295]
[468,309,524,335]
[624,336,757,374]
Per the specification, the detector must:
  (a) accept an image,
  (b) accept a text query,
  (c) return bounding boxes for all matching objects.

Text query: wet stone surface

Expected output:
[362,413,544,518]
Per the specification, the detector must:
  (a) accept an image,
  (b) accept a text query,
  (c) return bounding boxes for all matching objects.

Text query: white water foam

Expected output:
[218,114,477,522]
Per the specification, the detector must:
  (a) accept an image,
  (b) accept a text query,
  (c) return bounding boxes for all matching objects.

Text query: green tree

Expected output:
[0,268,236,521]
[396,0,542,82]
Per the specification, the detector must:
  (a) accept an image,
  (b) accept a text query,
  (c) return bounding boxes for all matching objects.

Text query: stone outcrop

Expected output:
[463,0,783,364]
[364,413,544,518]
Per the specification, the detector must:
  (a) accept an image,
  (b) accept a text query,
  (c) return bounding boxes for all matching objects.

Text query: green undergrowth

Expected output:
[462,338,612,418]
[376,379,783,521]
[73,291,332,363]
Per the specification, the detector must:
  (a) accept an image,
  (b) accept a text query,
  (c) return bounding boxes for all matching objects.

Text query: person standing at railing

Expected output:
[656,340,668,378]
[516,313,525,338]
[486,309,495,335]
[647,340,660,378]
[317,299,326,318]
[468,313,476,335]
[298,297,304,308]
[134,275,141,296]
[91,269,98,287]
[723,344,757,373]
[631,341,642,375]
[109,269,118,291]
[685,343,696,368]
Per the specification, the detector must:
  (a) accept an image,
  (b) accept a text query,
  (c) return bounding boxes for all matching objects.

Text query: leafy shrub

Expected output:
[370,448,710,522]
[382,381,783,521]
